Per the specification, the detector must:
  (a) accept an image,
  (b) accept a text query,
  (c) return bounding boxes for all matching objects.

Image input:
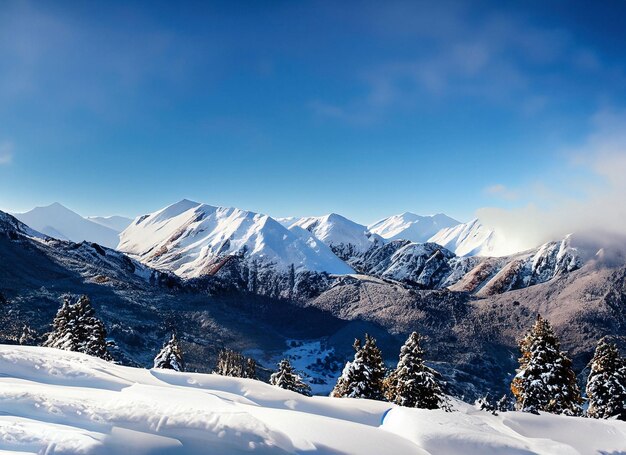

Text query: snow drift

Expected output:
[1,345,625,455]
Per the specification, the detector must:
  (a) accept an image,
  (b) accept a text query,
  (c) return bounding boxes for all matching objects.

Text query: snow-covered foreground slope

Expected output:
[368,212,460,243]
[1,346,625,455]
[13,203,121,249]
[119,200,353,277]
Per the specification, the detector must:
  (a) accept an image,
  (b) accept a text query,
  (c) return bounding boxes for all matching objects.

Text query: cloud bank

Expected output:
[477,110,626,255]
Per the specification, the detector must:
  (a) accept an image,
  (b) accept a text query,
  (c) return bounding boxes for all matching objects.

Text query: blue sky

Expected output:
[1,1,625,225]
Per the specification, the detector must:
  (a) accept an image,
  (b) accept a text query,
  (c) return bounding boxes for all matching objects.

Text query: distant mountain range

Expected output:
[11,201,497,274]
[13,203,132,249]
[1,203,624,400]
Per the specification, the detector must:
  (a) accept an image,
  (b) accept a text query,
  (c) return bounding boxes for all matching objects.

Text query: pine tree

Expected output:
[45,298,75,351]
[332,334,386,400]
[586,338,626,420]
[44,295,112,361]
[244,357,257,380]
[153,333,185,371]
[384,332,446,409]
[496,394,512,412]
[511,315,582,415]
[270,359,311,396]
[476,394,497,414]
[19,325,37,346]
[214,348,245,377]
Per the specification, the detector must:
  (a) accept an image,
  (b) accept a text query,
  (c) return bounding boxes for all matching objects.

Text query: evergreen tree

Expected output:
[496,394,512,412]
[332,334,386,400]
[244,357,257,380]
[383,332,446,409]
[153,333,185,371]
[586,338,626,420]
[214,348,245,377]
[44,295,112,361]
[270,359,311,396]
[476,394,497,414]
[511,315,582,415]
[19,325,37,346]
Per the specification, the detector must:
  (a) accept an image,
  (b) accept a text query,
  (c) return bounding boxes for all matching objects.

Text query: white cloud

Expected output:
[477,109,626,255]
[483,184,519,201]
[0,141,13,165]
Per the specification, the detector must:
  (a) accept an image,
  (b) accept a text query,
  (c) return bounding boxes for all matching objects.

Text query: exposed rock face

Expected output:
[342,236,582,297]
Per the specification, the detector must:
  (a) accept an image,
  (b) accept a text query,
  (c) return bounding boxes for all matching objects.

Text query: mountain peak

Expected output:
[368,212,460,243]
[13,203,120,248]
[119,201,353,278]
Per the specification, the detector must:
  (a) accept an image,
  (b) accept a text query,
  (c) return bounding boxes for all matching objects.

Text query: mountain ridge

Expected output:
[13,203,122,249]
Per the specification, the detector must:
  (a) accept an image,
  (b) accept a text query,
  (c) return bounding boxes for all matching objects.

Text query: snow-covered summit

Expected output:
[368,212,460,243]
[288,213,383,259]
[13,203,121,248]
[119,200,354,278]
[428,218,496,257]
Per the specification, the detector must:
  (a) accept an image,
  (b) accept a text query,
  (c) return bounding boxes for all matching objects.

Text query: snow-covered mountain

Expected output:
[287,213,383,260]
[428,218,495,256]
[118,200,354,278]
[2,205,624,404]
[276,216,302,228]
[368,212,460,243]
[13,203,121,248]
[87,215,133,232]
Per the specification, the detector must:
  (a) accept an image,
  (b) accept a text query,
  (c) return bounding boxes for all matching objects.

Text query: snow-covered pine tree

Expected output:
[331,338,358,398]
[476,394,497,414]
[214,348,245,377]
[586,338,626,420]
[44,298,75,351]
[332,334,386,400]
[244,357,257,379]
[384,332,446,409]
[270,359,311,396]
[511,314,582,415]
[19,325,37,346]
[496,394,512,412]
[153,333,185,371]
[44,295,112,361]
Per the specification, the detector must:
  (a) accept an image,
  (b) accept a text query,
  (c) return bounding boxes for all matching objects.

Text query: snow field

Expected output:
[1,346,625,454]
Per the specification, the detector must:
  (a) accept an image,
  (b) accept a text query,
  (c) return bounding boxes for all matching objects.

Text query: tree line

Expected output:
[37,295,626,420]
